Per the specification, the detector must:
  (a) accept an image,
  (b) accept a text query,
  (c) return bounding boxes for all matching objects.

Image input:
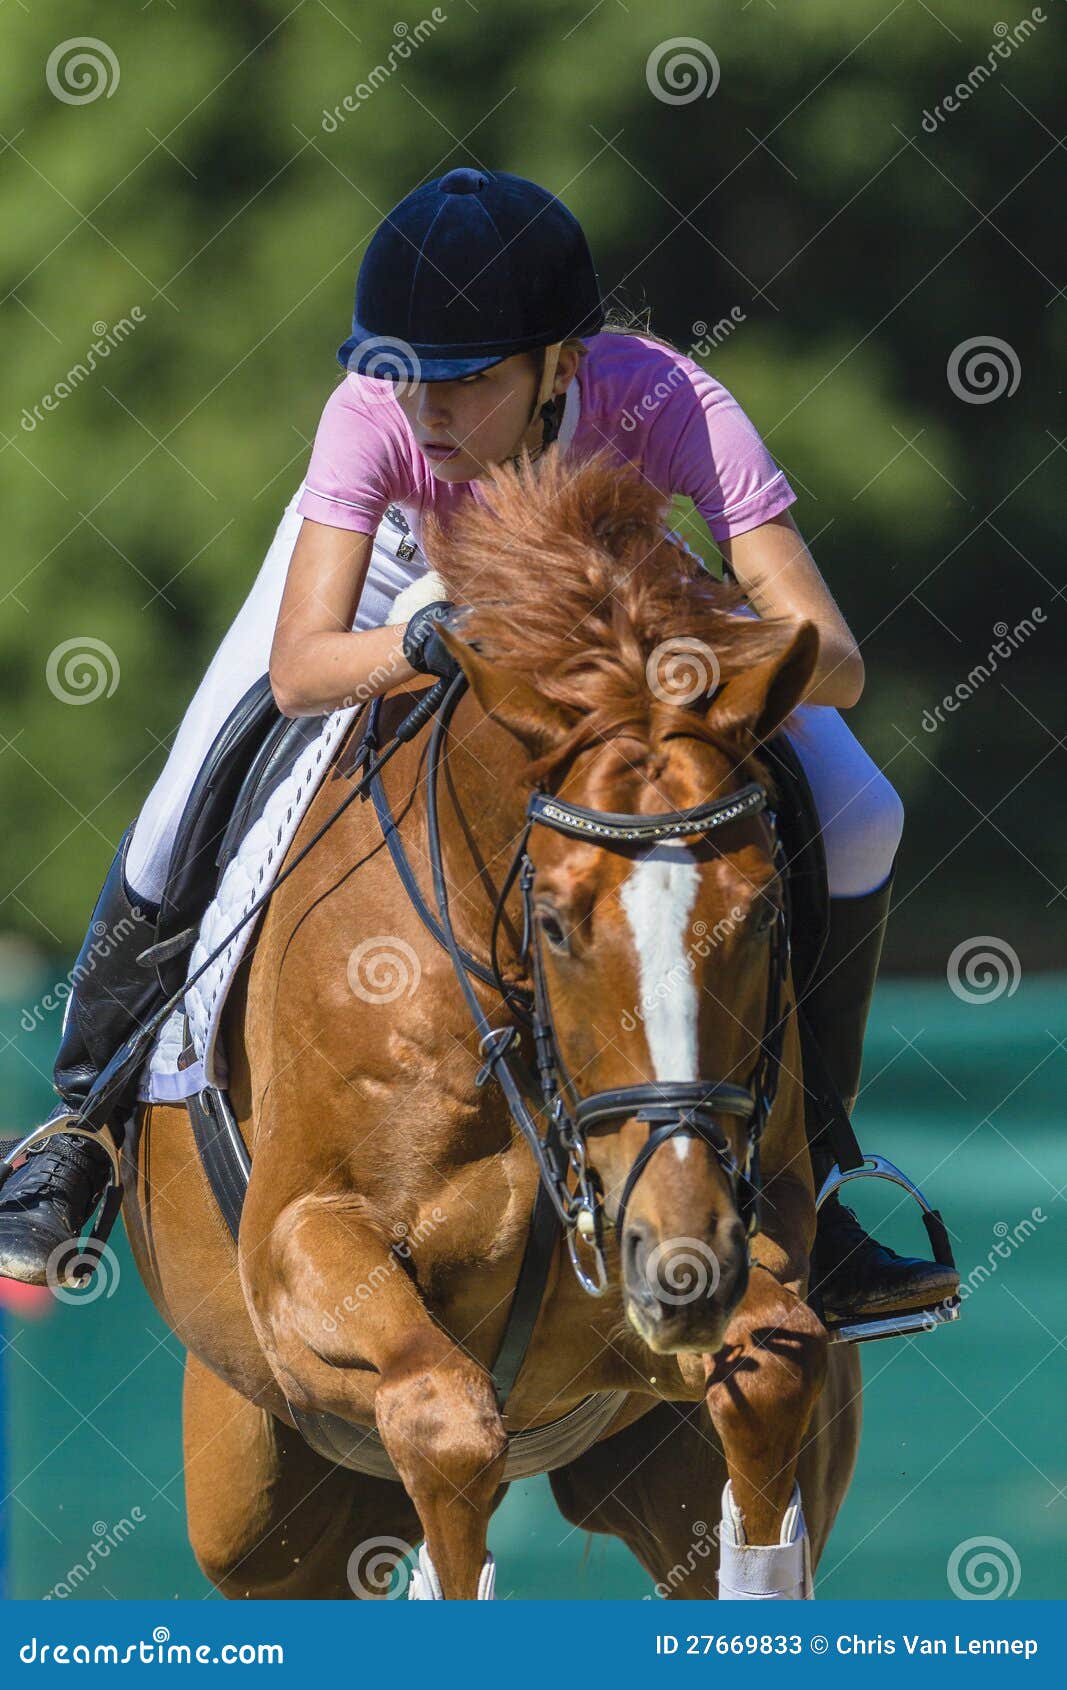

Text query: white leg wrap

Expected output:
[407,1545,496,1600]
[717,1481,814,1600]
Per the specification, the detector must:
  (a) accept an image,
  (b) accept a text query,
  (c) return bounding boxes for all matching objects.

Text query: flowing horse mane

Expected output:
[421,447,798,787]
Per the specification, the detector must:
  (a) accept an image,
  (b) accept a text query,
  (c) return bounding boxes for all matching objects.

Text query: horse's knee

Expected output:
[707,1294,828,1447]
[376,1343,507,1508]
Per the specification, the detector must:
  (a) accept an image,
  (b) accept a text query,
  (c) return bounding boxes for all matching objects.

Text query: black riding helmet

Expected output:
[337,166,606,453]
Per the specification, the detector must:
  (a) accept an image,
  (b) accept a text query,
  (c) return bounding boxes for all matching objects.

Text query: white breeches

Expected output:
[125,482,425,903]
[126,491,903,906]
[782,700,903,897]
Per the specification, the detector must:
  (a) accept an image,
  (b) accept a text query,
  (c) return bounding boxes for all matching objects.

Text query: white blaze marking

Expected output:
[619,842,701,1124]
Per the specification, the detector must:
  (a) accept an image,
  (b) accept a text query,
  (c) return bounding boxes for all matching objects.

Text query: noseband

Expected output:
[366,674,790,1298]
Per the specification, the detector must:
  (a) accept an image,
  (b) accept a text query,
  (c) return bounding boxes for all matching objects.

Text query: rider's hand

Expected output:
[402,600,463,681]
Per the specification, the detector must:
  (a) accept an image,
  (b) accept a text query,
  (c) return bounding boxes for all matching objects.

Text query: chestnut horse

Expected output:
[123,452,861,1599]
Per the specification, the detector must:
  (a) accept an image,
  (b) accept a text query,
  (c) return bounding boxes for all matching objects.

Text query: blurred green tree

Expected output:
[1,0,1062,966]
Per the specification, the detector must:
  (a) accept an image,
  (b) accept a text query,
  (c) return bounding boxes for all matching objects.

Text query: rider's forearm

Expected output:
[722,513,865,709]
[734,583,865,710]
[270,623,423,717]
[795,635,865,709]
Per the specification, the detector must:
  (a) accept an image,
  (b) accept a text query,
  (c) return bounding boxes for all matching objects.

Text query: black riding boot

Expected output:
[803,861,960,1322]
[0,823,163,1285]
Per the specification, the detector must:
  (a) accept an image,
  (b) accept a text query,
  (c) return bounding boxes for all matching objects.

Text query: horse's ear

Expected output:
[437,626,578,759]
[706,621,820,742]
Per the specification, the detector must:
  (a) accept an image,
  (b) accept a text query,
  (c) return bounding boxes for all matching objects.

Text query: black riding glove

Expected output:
[402,600,462,681]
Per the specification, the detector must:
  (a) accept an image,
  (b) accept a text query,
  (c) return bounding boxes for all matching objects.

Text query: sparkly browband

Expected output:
[526,781,767,845]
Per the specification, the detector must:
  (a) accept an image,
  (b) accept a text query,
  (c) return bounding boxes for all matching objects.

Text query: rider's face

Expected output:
[395,350,572,481]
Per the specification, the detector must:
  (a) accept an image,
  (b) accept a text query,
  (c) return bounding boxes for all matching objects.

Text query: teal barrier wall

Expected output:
[2,961,1063,1600]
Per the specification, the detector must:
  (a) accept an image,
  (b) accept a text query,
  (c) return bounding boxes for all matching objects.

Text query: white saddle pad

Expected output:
[139,702,359,1103]
[138,564,451,1107]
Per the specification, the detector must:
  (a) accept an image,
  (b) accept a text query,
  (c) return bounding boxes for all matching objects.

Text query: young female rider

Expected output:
[0,167,958,1323]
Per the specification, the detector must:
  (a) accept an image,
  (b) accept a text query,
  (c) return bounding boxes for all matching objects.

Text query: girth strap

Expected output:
[185,1081,250,1243]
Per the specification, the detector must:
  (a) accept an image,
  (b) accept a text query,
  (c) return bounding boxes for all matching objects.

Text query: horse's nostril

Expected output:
[622,1222,651,1289]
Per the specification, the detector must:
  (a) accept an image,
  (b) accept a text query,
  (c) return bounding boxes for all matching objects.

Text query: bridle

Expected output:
[367,671,792,1298]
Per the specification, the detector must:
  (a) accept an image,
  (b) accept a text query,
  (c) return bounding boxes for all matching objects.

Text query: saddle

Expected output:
[148,673,316,997]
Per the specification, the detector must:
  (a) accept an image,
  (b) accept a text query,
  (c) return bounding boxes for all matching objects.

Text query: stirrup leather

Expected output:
[814,1155,961,1345]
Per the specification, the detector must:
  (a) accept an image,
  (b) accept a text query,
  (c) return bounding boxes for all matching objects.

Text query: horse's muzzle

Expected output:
[621,1215,749,1354]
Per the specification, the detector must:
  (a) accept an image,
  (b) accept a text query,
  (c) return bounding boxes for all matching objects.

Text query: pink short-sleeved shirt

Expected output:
[297,330,795,559]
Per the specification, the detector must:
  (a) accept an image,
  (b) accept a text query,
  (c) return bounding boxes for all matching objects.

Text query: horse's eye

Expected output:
[537,908,569,951]
[752,898,778,937]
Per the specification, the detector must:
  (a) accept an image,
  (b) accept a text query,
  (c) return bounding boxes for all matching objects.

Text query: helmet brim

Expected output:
[336,336,512,382]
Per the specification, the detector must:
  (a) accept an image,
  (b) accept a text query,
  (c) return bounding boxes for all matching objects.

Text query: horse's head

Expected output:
[428,451,817,1354]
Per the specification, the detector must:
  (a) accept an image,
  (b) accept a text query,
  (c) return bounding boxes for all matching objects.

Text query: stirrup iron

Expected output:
[814,1154,961,1345]
[0,1106,125,1287]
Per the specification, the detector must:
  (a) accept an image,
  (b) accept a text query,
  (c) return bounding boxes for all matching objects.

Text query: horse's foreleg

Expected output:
[703,1277,828,1599]
[246,1201,506,1601]
[374,1327,507,1600]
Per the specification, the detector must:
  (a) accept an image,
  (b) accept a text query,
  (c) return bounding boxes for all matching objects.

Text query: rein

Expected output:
[364,672,793,1300]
